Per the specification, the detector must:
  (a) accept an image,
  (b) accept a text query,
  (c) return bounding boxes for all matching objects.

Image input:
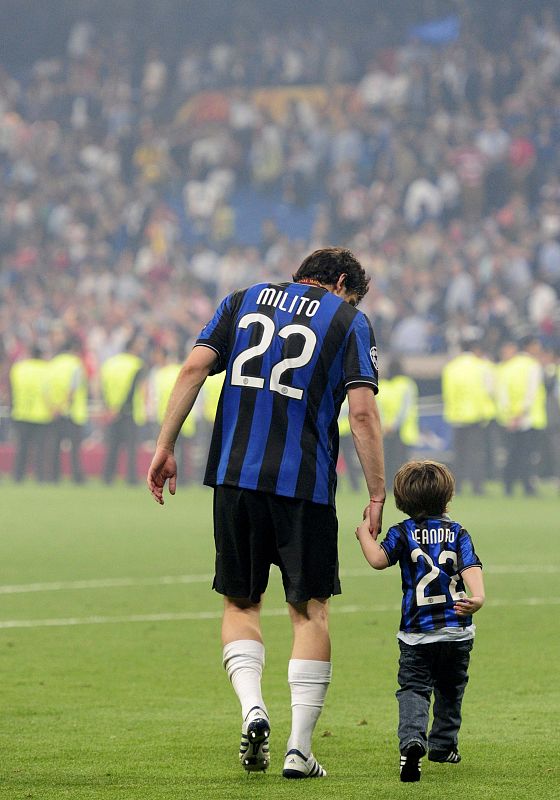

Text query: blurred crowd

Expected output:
[1,3,560,484]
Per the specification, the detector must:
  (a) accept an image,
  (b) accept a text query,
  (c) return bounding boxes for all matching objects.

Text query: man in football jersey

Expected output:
[147,247,385,778]
[356,460,484,782]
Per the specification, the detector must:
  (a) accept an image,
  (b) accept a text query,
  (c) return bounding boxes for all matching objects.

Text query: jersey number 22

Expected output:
[231,313,317,400]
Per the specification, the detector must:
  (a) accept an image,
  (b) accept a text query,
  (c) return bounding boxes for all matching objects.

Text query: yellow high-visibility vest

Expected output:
[10,358,53,424]
[378,375,419,446]
[100,353,146,425]
[495,353,546,429]
[202,372,225,424]
[338,396,351,437]
[48,353,88,425]
[442,353,495,425]
[480,357,497,422]
[154,364,195,438]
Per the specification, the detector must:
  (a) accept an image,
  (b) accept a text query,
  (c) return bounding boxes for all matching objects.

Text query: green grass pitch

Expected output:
[0,481,558,799]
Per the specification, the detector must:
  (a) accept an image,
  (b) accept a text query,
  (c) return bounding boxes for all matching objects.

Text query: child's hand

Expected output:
[454,596,484,616]
[356,508,378,541]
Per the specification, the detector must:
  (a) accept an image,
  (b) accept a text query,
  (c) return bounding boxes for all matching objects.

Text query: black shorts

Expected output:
[212,485,341,604]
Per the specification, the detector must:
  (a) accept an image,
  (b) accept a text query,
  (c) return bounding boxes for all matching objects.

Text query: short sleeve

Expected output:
[195,292,237,373]
[456,528,483,573]
[379,524,404,566]
[343,312,378,393]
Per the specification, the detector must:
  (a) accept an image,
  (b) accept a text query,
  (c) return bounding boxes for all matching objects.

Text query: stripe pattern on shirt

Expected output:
[196,281,378,506]
[380,516,482,633]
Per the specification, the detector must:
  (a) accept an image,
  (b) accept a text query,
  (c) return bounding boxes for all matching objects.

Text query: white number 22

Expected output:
[231,312,317,400]
[410,548,466,607]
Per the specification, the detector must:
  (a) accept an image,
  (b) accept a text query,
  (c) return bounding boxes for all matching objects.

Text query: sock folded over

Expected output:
[287,658,332,755]
[223,640,267,721]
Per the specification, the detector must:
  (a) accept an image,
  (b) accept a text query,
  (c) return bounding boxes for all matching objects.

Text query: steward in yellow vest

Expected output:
[10,346,52,482]
[48,338,88,483]
[188,370,226,484]
[441,341,494,495]
[495,350,546,431]
[377,358,419,489]
[154,363,196,438]
[202,372,225,425]
[150,350,198,484]
[442,349,495,426]
[378,374,419,447]
[541,345,560,483]
[101,352,146,426]
[337,395,362,490]
[495,337,546,496]
[101,336,147,484]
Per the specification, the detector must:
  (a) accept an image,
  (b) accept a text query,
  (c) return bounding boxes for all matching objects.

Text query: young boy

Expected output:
[356,460,485,782]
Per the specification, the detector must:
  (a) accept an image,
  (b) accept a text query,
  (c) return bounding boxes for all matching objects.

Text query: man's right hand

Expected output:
[363,497,385,537]
[147,446,177,505]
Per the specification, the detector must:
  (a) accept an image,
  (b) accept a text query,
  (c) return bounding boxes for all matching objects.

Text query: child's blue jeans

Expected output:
[396,638,473,754]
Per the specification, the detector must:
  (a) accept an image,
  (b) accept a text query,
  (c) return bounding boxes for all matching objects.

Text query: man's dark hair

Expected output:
[293,247,370,304]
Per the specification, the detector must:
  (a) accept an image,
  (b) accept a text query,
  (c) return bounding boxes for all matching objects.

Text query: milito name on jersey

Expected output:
[380,516,482,633]
[195,281,378,506]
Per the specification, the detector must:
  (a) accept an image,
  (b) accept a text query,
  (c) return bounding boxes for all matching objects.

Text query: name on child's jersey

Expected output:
[412,527,456,545]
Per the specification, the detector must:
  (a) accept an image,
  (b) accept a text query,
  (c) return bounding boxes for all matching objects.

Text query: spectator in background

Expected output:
[444,259,476,318]
[100,334,147,484]
[476,116,510,211]
[442,340,495,495]
[495,337,547,496]
[9,345,52,482]
[148,345,197,484]
[48,336,88,484]
[403,171,443,227]
[541,346,560,489]
[377,358,419,490]
[338,395,364,491]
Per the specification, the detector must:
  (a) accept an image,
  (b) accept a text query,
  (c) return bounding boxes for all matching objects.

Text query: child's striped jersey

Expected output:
[380,516,482,634]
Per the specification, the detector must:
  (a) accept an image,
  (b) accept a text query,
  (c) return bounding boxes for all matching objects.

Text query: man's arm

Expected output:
[147,345,217,504]
[347,386,385,534]
[355,508,390,569]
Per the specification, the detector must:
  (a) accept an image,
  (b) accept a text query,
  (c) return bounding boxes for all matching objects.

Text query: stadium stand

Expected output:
[1,1,559,485]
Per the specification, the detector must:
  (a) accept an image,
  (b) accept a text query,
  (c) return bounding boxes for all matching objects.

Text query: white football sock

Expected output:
[287,659,332,756]
[223,640,267,721]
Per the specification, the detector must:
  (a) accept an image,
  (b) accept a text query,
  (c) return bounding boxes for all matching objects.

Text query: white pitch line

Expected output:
[0,574,215,595]
[0,564,557,596]
[1,597,559,631]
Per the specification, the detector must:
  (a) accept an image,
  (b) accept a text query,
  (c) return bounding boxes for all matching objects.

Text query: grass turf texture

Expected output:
[0,481,558,799]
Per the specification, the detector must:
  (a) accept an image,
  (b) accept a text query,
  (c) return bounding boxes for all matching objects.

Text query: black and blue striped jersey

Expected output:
[380,516,482,633]
[195,281,378,506]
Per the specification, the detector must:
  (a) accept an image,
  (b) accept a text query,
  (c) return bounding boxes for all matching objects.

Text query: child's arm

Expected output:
[355,509,390,570]
[454,566,485,616]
